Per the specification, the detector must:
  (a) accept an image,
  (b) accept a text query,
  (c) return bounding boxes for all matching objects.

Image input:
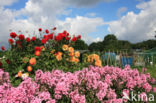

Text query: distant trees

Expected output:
[132,40,156,50]
[89,34,132,51]
[88,34,156,52]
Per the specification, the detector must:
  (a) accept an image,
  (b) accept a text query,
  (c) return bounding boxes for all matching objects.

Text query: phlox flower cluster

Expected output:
[0,65,155,103]
[35,65,155,103]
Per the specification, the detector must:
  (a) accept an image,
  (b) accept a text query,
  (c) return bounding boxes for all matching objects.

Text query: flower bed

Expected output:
[0,65,155,103]
[0,28,103,86]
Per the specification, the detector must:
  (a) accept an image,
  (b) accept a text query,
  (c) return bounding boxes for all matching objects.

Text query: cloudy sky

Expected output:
[0,0,156,47]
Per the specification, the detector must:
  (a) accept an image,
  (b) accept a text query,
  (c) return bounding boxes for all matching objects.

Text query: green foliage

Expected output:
[73,39,88,50]
[132,40,156,50]
[88,34,156,52]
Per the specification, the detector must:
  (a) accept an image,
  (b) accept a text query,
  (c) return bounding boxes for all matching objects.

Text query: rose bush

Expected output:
[0,65,155,103]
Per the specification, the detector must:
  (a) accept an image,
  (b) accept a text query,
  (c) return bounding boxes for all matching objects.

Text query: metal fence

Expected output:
[100,51,156,67]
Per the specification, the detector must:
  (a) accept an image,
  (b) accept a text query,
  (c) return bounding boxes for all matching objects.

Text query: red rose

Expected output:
[1,46,5,51]
[65,37,71,40]
[18,34,25,40]
[72,36,77,42]
[55,35,62,41]
[35,46,41,51]
[41,38,47,44]
[5,59,10,64]
[52,27,56,30]
[8,39,14,44]
[10,32,17,38]
[67,33,69,36]
[44,35,49,41]
[63,30,67,34]
[45,29,49,34]
[16,40,21,45]
[62,33,66,38]
[26,37,30,42]
[32,37,36,41]
[39,28,42,32]
[44,35,48,38]
[48,34,53,39]
[35,51,41,56]
[78,35,81,39]
[0,61,2,67]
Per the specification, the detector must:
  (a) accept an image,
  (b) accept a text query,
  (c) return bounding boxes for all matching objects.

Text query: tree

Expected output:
[88,42,103,51]
[117,40,131,50]
[103,34,117,42]
[132,40,156,50]
[73,39,88,50]
[103,34,118,50]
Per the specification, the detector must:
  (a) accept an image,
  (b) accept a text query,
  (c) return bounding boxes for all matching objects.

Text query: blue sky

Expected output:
[0,0,155,47]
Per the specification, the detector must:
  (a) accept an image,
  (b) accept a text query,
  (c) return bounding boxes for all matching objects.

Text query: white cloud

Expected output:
[108,0,156,43]
[93,37,103,42]
[117,7,127,18]
[0,0,18,7]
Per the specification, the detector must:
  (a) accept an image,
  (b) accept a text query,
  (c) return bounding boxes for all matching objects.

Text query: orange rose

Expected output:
[29,58,36,65]
[74,58,79,63]
[62,45,68,51]
[56,55,62,61]
[35,51,41,56]
[70,56,75,62]
[69,52,74,57]
[27,66,33,72]
[93,54,99,61]
[75,51,80,57]
[95,60,102,67]
[50,49,55,54]
[40,46,45,51]
[88,55,94,63]
[58,52,63,56]
[69,47,74,53]
[17,71,22,77]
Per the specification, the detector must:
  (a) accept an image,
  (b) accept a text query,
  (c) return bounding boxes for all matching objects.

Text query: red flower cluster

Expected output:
[72,36,77,42]
[8,39,14,45]
[41,33,53,44]
[1,46,5,51]
[10,32,17,38]
[72,35,81,42]
[18,34,25,40]
[55,30,71,41]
